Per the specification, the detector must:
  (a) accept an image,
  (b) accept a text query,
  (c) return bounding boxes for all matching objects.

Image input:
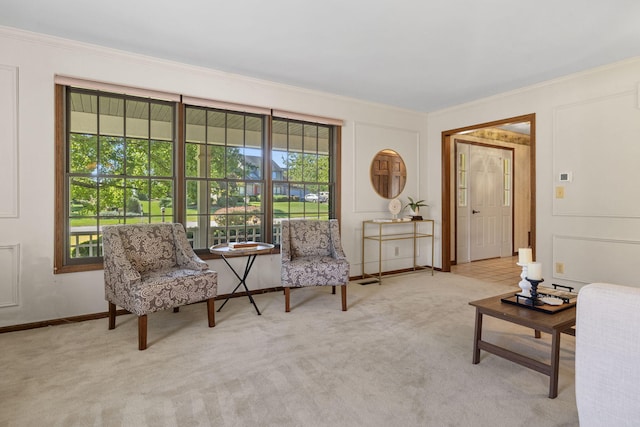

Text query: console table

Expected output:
[361,219,434,283]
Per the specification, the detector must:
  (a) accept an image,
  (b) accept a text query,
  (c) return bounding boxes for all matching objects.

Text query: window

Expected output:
[184,106,265,250]
[503,157,512,206]
[54,84,341,273]
[457,151,467,207]
[271,118,335,244]
[59,87,175,269]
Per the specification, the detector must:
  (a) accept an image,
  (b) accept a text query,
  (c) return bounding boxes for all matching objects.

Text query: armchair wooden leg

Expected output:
[341,284,347,311]
[173,307,180,313]
[285,287,291,312]
[138,315,148,351]
[332,285,336,294]
[207,298,215,327]
[108,302,116,330]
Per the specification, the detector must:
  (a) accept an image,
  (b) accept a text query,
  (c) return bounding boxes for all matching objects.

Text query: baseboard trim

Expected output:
[1,275,432,334]
[353,265,439,281]
[0,286,288,334]
[0,309,130,334]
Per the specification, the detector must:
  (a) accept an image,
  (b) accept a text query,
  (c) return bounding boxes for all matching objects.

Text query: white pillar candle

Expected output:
[518,248,532,264]
[528,262,542,280]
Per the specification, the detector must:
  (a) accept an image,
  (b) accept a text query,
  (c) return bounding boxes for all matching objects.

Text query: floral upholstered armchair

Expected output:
[102,223,217,350]
[280,219,350,312]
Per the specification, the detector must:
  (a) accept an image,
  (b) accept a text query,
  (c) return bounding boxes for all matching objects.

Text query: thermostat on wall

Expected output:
[559,172,573,182]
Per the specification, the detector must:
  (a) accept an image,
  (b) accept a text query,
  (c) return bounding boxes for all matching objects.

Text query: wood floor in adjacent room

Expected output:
[451,256,521,287]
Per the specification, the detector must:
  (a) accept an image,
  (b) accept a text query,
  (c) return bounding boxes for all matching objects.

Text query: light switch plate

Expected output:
[559,172,572,182]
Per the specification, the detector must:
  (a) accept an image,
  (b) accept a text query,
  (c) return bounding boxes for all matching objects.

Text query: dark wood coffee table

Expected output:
[469,291,577,398]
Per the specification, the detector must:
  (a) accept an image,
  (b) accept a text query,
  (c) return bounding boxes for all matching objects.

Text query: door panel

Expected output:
[469,145,503,261]
[456,142,514,263]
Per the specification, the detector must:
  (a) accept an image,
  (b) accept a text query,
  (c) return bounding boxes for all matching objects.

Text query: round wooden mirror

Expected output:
[370,149,407,199]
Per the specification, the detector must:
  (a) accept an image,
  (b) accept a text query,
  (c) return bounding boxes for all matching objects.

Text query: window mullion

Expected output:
[264,116,273,244]
[175,103,186,226]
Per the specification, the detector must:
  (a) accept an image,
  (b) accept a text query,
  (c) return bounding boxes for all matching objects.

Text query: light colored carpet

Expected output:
[0,272,578,427]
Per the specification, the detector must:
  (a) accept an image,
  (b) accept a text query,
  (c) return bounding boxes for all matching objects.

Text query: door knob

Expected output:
[472,210,480,214]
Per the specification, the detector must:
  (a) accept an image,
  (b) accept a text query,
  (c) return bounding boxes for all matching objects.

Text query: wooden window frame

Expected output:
[54,84,342,273]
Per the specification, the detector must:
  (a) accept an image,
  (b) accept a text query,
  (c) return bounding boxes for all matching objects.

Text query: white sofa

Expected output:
[575,282,640,426]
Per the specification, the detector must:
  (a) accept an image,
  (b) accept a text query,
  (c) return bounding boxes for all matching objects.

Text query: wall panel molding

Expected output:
[0,64,19,218]
[352,121,420,213]
[552,90,640,218]
[0,244,20,307]
[553,234,640,286]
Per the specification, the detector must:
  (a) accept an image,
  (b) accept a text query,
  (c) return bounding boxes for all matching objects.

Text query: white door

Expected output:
[469,145,505,261]
[456,142,513,263]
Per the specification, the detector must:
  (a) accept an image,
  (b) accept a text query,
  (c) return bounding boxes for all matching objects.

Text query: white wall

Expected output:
[427,56,640,291]
[4,26,637,327]
[0,27,429,327]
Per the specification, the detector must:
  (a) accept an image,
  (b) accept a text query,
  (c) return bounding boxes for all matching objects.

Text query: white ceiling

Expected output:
[2,0,640,112]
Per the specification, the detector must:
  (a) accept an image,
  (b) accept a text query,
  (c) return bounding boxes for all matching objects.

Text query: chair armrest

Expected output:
[102,227,141,287]
[329,220,347,259]
[180,254,210,271]
[172,223,210,271]
[108,263,141,287]
[280,220,292,261]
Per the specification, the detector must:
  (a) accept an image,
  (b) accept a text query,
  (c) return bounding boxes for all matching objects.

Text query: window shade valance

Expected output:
[181,95,270,115]
[54,75,343,125]
[272,109,343,126]
[54,75,180,102]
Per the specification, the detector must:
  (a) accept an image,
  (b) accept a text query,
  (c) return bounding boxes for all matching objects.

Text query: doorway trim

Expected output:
[441,113,536,272]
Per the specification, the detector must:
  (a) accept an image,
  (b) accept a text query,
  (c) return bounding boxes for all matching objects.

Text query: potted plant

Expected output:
[405,197,428,220]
